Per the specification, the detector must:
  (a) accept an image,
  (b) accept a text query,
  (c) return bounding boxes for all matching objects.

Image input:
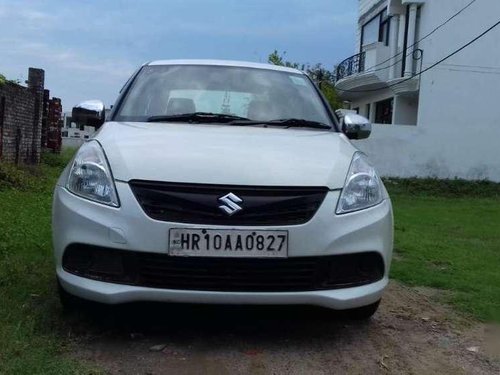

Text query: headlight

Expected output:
[66,141,119,207]
[336,152,383,214]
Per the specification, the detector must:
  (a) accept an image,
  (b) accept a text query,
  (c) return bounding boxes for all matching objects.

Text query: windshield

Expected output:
[114,64,333,127]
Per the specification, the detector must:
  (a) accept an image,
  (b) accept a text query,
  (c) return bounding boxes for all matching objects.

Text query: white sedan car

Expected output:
[53,60,393,319]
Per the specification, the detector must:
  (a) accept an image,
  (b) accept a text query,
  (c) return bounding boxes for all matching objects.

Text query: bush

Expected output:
[384,177,500,198]
[0,163,39,191]
[0,148,75,192]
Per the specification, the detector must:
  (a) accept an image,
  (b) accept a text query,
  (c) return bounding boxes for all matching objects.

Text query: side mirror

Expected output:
[342,113,372,140]
[72,100,105,130]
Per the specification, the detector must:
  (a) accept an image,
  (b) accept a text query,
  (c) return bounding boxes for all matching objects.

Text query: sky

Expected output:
[0,0,357,111]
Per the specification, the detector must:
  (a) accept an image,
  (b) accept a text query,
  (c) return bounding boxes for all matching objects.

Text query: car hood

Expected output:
[95,122,357,189]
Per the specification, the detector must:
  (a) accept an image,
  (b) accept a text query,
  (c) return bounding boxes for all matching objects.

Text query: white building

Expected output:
[61,109,110,148]
[61,111,96,148]
[335,0,500,181]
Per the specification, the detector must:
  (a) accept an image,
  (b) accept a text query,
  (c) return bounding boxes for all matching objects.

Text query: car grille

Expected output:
[128,180,328,226]
[63,244,385,292]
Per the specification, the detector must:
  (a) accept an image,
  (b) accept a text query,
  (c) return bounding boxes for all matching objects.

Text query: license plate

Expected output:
[168,229,288,258]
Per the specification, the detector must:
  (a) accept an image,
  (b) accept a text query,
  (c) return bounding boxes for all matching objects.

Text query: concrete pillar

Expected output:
[389,15,400,80]
[398,14,406,51]
[405,4,418,77]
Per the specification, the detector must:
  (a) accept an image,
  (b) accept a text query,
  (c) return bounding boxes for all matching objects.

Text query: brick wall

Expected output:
[45,96,63,152]
[0,68,45,164]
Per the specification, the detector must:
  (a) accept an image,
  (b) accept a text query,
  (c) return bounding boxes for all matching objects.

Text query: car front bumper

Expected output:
[53,181,393,310]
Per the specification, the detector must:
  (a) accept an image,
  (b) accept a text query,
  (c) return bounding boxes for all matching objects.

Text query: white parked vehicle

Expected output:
[53,60,393,319]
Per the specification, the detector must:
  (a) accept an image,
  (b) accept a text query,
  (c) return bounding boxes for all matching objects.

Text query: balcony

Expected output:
[335,42,393,99]
[389,75,420,97]
[336,51,366,82]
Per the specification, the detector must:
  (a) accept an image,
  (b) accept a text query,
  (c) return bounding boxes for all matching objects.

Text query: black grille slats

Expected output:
[129,180,328,226]
[138,255,319,291]
[63,245,385,292]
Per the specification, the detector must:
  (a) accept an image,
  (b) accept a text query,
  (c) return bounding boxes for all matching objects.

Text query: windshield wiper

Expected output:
[147,112,250,123]
[147,113,331,129]
[228,118,332,130]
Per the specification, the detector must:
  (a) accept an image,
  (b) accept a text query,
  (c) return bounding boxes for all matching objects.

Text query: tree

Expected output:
[0,73,20,86]
[267,50,342,110]
[268,50,303,70]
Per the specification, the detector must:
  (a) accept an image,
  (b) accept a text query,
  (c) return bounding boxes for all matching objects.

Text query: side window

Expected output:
[361,16,380,46]
[361,8,390,49]
[379,15,390,46]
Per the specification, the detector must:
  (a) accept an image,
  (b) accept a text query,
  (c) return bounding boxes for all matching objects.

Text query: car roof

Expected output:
[146,59,305,74]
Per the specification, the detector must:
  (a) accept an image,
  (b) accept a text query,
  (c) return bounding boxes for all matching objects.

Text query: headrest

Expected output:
[247,100,278,121]
[166,98,196,115]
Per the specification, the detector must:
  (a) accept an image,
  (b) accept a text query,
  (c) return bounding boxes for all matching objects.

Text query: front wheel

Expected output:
[345,300,381,320]
[57,279,85,311]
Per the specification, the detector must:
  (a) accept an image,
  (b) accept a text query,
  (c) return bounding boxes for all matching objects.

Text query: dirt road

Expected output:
[70,282,499,374]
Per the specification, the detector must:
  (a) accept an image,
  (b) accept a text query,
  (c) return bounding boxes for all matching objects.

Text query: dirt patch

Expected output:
[69,282,499,374]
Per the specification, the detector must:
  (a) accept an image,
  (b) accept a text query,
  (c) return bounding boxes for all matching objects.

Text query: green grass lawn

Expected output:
[0,150,98,374]
[386,179,500,321]
[0,154,499,373]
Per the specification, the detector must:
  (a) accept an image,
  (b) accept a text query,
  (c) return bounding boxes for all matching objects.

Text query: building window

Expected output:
[361,16,380,46]
[375,98,393,124]
[380,16,390,46]
[84,135,89,139]
[61,131,68,137]
[365,103,371,120]
[361,9,390,50]
[352,107,360,114]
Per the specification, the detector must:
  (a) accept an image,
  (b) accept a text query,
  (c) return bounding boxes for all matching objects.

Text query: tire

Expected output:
[345,300,381,320]
[57,279,85,311]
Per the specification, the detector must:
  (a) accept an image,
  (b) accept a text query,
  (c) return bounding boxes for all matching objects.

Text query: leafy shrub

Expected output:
[0,148,75,192]
[0,163,39,191]
[384,177,500,198]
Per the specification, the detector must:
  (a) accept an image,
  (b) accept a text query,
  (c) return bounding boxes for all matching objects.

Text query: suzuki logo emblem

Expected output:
[218,193,243,216]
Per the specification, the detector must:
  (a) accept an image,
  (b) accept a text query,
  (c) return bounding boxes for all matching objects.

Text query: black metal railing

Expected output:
[336,51,366,81]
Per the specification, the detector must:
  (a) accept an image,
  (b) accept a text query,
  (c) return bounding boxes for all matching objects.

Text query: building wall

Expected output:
[0,68,45,164]
[393,95,418,125]
[352,0,500,181]
[359,0,387,24]
[62,111,97,142]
